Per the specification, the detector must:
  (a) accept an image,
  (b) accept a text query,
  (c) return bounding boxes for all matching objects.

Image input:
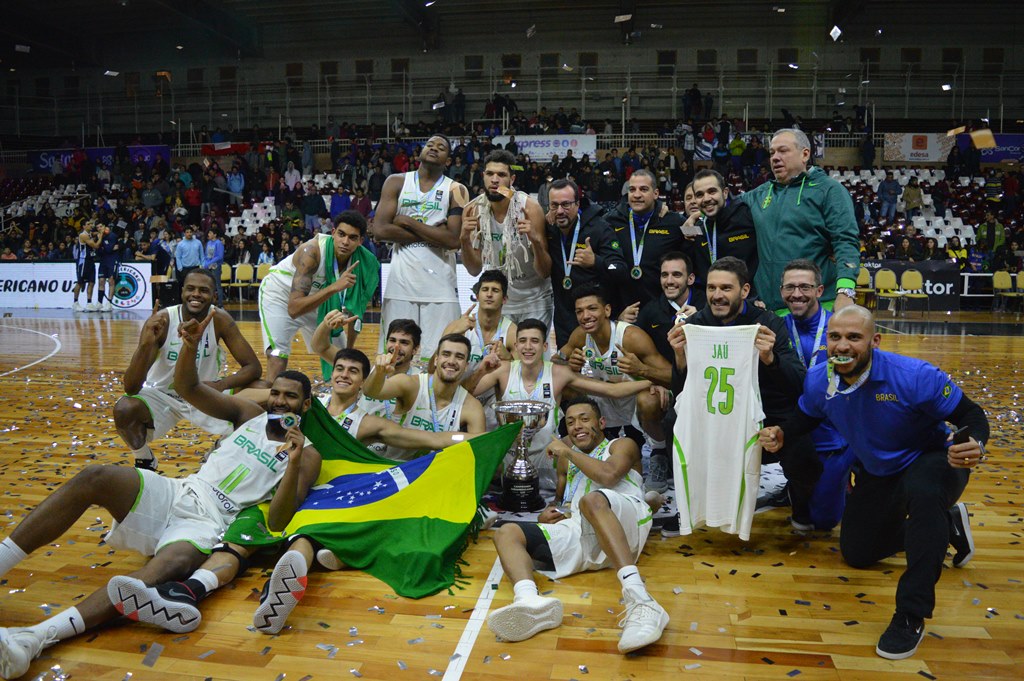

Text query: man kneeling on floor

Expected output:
[486,397,669,654]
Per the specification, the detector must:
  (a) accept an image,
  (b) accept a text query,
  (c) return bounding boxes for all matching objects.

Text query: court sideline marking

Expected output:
[0,325,63,377]
[442,557,504,680]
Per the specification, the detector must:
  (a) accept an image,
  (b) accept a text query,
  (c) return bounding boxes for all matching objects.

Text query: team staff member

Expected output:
[684,169,758,296]
[778,259,854,531]
[741,129,860,313]
[604,169,685,320]
[664,257,818,536]
[635,251,703,367]
[544,179,628,346]
[760,305,984,661]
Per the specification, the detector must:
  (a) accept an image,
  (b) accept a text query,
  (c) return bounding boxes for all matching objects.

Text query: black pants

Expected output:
[839,449,969,619]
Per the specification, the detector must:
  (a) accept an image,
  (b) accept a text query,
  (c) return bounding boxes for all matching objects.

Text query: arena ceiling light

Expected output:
[788,63,799,69]
[941,83,952,91]
[104,70,120,76]
[830,25,842,41]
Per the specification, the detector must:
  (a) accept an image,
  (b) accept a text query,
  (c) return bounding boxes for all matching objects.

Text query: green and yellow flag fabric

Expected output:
[290,398,519,598]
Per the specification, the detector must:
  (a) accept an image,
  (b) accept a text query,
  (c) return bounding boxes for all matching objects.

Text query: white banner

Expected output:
[492,134,597,162]
[883,133,957,162]
[0,262,152,310]
[380,262,478,313]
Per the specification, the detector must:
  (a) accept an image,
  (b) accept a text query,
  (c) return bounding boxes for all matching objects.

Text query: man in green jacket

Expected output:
[742,129,860,313]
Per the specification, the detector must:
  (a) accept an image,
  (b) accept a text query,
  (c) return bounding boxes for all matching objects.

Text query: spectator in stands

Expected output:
[968,242,991,273]
[683,84,700,121]
[993,238,1022,273]
[902,178,924,219]
[946,146,965,179]
[877,172,901,224]
[711,141,730,176]
[141,181,162,210]
[1,247,17,261]
[741,128,860,313]
[931,176,951,219]
[893,237,921,262]
[1002,170,1020,218]
[284,161,301,190]
[976,209,1006,253]
[946,236,968,271]
[921,238,945,261]
[860,133,876,169]
[862,234,886,260]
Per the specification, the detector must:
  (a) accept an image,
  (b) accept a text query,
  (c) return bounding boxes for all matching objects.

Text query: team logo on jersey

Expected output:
[435,189,444,200]
[942,384,952,398]
[543,384,551,399]
[875,393,899,402]
[610,240,620,249]
[113,264,148,309]
[342,416,354,430]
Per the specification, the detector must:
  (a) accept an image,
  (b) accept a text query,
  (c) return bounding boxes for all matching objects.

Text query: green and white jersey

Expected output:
[563,438,645,510]
[385,171,458,303]
[384,374,467,460]
[143,304,225,396]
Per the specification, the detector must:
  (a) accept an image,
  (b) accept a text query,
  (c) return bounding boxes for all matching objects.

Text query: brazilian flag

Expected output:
[291,398,520,598]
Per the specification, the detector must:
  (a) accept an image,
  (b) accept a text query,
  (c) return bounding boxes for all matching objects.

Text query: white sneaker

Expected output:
[253,550,308,634]
[486,595,562,642]
[315,548,346,571]
[477,504,499,531]
[101,301,113,312]
[0,626,57,679]
[85,302,100,312]
[617,587,669,653]
[72,302,83,312]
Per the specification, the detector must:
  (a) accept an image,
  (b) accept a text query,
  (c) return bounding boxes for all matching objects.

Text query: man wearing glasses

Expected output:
[779,259,854,531]
[544,179,627,346]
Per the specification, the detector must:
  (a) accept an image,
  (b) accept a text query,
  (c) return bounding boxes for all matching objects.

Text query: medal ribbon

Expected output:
[627,210,652,271]
[786,310,827,369]
[559,217,583,283]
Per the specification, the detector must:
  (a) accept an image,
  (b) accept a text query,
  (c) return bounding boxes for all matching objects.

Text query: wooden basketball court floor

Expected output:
[0,310,1021,681]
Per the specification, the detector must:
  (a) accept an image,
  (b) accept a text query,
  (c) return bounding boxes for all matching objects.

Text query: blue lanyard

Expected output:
[427,376,441,433]
[627,210,651,268]
[559,218,582,279]
[786,310,827,368]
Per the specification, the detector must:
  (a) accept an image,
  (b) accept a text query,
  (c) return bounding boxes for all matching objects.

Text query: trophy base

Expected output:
[500,475,546,512]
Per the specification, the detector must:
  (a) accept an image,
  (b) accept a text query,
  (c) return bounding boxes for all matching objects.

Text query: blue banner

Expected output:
[957,133,1024,163]
[27,145,171,174]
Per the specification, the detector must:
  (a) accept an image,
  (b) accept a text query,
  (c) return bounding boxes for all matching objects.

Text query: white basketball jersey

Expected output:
[319,394,369,437]
[143,304,225,395]
[584,320,637,428]
[562,438,645,509]
[672,325,764,541]
[357,364,421,422]
[261,233,332,297]
[473,190,551,314]
[503,360,559,494]
[191,413,291,515]
[384,374,468,460]
[385,171,458,303]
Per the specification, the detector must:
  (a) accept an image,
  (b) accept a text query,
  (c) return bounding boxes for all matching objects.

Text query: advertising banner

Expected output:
[0,262,152,310]
[883,133,958,162]
[861,259,960,310]
[956,133,1024,163]
[27,146,171,174]
[492,134,597,162]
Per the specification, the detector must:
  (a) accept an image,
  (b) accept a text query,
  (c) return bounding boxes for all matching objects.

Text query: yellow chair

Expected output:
[854,266,875,309]
[255,262,272,300]
[993,270,1022,312]
[874,268,904,316]
[900,269,929,317]
[230,263,255,304]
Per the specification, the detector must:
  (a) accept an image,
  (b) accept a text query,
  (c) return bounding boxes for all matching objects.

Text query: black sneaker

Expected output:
[755,482,790,511]
[875,612,925,660]
[660,515,681,538]
[949,502,975,568]
[134,456,158,472]
[107,576,201,633]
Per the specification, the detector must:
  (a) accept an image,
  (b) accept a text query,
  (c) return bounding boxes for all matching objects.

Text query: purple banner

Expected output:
[956,133,1024,163]
[27,145,171,174]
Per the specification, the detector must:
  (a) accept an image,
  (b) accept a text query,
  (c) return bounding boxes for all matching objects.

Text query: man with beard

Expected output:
[759,305,985,661]
[778,260,854,531]
[684,169,758,296]
[0,315,319,681]
[635,252,704,363]
[544,179,628,346]
[372,135,470,363]
[485,398,669,654]
[363,334,485,460]
[114,269,262,470]
[460,151,552,327]
[604,170,686,321]
[664,257,818,536]
[258,211,378,382]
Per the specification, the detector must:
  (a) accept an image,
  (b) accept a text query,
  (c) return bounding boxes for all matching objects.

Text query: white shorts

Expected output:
[379,298,461,363]
[106,469,233,556]
[538,489,652,579]
[258,278,323,357]
[503,295,554,330]
[131,387,234,441]
[592,394,638,430]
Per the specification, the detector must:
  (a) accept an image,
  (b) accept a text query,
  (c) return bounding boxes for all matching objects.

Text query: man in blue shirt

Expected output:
[203,229,225,305]
[174,227,204,302]
[779,259,855,531]
[97,223,122,312]
[760,305,988,661]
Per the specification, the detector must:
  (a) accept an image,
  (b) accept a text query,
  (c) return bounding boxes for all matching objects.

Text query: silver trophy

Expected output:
[494,400,550,512]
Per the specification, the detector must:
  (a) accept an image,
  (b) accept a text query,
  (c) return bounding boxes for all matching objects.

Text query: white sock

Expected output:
[617,565,647,594]
[190,568,220,593]
[132,444,155,461]
[0,537,27,577]
[648,439,666,450]
[27,607,85,644]
[512,579,539,602]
